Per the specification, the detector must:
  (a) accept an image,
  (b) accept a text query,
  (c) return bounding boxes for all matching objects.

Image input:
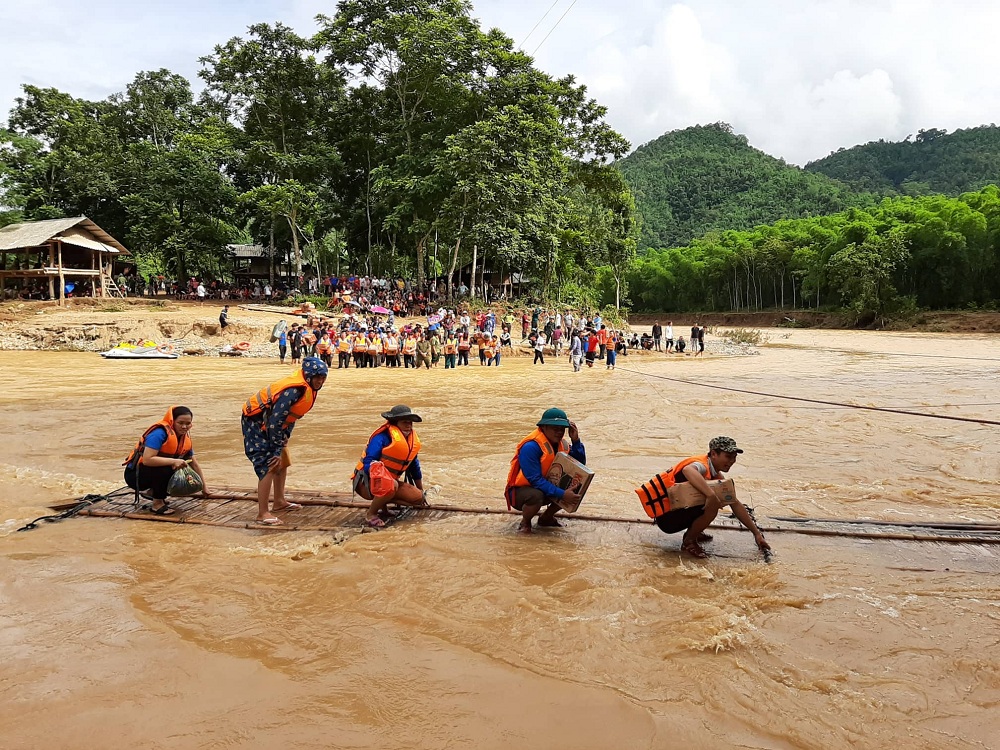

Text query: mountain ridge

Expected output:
[619,122,1000,251]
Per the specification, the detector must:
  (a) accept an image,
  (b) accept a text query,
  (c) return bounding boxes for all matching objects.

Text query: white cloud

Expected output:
[3,0,1000,164]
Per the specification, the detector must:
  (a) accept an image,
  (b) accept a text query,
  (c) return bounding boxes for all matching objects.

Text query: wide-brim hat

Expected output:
[536,407,570,428]
[382,404,422,422]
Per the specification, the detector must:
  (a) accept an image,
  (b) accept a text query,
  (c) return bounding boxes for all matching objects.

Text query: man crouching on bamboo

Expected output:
[636,436,771,559]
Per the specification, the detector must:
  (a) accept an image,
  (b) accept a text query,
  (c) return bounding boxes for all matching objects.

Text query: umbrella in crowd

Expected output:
[370,305,392,315]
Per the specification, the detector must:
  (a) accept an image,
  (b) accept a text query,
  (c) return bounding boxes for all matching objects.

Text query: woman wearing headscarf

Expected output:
[123,406,207,515]
[242,356,328,525]
[352,405,427,528]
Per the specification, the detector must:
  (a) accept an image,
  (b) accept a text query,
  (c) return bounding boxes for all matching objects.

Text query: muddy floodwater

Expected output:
[1,328,998,749]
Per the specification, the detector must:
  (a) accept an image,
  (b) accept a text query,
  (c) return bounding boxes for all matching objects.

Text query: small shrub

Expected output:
[719,327,770,346]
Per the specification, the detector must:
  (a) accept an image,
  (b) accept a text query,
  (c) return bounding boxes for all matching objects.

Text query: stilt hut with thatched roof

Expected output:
[0,216,131,305]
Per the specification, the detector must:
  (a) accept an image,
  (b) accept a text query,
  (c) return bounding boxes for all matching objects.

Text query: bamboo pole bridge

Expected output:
[46,486,1000,548]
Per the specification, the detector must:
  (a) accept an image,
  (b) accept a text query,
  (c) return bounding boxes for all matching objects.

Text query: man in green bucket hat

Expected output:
[504,408,587,533]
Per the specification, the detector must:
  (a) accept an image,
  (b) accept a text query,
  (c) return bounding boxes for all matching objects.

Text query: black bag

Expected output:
[167,464,204,496]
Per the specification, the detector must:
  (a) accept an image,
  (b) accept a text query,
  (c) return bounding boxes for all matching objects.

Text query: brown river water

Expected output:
[1,328,998,749]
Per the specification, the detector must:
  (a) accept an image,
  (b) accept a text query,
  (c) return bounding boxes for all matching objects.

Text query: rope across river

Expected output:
[617,365,1000,427]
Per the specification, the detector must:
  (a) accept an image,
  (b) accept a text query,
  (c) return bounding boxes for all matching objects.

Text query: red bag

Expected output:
[369,461,398,498]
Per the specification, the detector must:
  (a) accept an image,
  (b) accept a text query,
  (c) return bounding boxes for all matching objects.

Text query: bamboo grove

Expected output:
[625,187,1000,319]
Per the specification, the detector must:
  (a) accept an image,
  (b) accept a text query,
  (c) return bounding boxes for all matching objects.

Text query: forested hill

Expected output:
[805,126,1000,196]
[617,123,869,250]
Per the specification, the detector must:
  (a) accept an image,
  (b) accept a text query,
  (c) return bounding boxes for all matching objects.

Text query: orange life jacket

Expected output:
[242,370,317,428]
[458,338,471,351]
[636,455,712,519]
[385,337,399,354]
[353,335,366,350]
[316,337,333,354]
[444,338,457,354]
[504,429,571,509]
[123,407,192,467]
[402,337,417,355]
[337,337,351,353]
[354,424,422,479]
[483,344,495,357]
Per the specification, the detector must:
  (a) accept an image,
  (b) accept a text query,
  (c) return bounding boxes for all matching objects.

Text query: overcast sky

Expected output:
[2,0,999,165]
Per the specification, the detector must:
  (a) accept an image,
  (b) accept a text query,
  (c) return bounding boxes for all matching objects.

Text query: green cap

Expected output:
[709,436,743,454]
[537,408,571,428]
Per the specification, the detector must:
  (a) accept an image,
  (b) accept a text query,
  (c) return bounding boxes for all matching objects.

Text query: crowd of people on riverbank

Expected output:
[266,305,649,372]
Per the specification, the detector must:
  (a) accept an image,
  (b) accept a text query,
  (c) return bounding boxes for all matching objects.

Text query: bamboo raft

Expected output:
[47,486,1000,545]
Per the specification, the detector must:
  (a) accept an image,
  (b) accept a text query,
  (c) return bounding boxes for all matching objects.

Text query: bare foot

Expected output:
[536,517,562,528]
[517,522,533,534]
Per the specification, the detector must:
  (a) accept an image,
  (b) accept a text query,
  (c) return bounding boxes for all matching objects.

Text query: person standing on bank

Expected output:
[123,406,208,515]
[219,305,230,332]
[242,356,328,525]
[652,322,662,352]
[504,408,586,534]
[353,405,427,528]
[635,436,771,559]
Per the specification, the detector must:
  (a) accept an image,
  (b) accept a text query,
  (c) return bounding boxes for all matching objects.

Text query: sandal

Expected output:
[272,502,302,512]
[681,538,709,559]
[255,517,282,526]
[150,502,175,516]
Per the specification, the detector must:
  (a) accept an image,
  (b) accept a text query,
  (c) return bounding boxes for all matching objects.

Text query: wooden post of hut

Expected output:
[57,239,65,306]
[48,243,55,299]
[99,250,107,298]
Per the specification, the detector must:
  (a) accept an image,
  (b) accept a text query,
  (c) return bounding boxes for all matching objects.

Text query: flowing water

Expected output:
[1,329,998,749]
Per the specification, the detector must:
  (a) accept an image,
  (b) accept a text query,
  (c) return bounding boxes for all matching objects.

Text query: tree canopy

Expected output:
[0,0,635,302]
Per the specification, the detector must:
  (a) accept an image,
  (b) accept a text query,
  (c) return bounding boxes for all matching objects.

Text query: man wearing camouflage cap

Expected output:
[635,436,771,559]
